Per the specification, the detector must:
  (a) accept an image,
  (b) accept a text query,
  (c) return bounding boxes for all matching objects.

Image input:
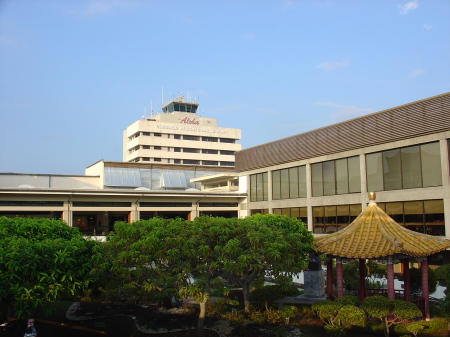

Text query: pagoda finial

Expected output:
[369,192,376,205]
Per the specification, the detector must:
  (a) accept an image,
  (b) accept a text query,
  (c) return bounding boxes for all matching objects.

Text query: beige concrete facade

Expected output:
[240,131,450,238]
[123,98,241,166]
[237,92,450,243]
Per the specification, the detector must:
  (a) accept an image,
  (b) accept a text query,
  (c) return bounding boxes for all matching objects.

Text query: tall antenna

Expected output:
[161,86,164,108]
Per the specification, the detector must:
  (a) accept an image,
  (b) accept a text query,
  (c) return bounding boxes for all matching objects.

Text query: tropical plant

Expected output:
[0,217,97,318]
[220,214,314,312]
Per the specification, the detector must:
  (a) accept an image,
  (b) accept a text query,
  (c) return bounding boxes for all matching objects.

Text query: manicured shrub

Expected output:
[279,305,298,324]
[249,284,301,302]
[393,319,448,336]
[362,296,422,337]
[361,295,391,319]
[391,299,422,321]
[394,321,425,336]
[312,300,342,325]
[335,295,360,307]
[335,305,366,329]
[420,318,448,334]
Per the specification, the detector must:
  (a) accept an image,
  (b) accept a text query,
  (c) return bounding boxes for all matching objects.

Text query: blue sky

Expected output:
[1,0,449,175]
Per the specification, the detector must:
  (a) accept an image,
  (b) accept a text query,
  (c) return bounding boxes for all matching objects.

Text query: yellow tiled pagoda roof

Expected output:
[313,197,450,259]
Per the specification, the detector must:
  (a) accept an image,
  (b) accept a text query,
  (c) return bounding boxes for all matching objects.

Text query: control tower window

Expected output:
[163,102,198,114]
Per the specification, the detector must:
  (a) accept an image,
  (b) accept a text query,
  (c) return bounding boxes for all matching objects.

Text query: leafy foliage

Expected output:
[361,295,391,320]
[362,296,422,336]
[220,214,314,312]
[409,267,438,295]
[0,217,97,318]
[394,318,448,336]
[334,295,360,307]
[335,305,366,329]
[435,263,450,283]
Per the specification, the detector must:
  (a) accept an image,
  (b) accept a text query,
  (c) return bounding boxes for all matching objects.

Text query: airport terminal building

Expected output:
[1,92,450,248]
[123,96,241,167]
[236,92,450,240]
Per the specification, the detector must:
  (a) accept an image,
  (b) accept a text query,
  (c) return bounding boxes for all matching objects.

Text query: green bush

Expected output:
[221,310,246,322]
[434,264,450,283]
[362,295,391,319]
[279,305,298,319]
[394,321,425,336]
[249,284,301,302]
[421,318,448,334]
[391,299,422,321]
[335,305,366,329]
[250,310,267,324]
[210,286,230,297]
[207,298,237,318]
[335,295,360,307]
[312,300,342,325]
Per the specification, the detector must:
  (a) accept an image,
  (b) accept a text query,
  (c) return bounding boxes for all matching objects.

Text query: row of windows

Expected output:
[176,135,236,143]
[250,199,446,236]
[273,166,307,200]
[312,156,361,196]
[134,158,235,166]
[367,142,442,192]
[130,132,237,144]
[0,201,239,208]
[131,146,234,156]
[250,172,269,202]
[250,141,442,201]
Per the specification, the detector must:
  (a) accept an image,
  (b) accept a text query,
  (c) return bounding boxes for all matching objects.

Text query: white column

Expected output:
[440,139,450,237]
[306,164,313,232]
[267,170,273,214]
[359,154,368,208]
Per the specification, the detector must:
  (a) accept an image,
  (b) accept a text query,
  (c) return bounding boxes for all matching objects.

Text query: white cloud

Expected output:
[316,59,350,71]
[410,68,426,78]
[315,102,374,121]
[423,24,432,30]
[397,0,418,15]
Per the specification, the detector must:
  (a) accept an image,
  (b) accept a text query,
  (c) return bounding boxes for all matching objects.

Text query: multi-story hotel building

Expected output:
[236,91,450,245]
[123,96,241,167]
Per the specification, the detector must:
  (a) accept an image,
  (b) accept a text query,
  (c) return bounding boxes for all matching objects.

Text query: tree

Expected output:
[0,217,97,318]
[94,216,231,337]
[179,216,236,337]
[221,214,314,312]
[93,214,314,336]
[91,217,190,306]
[361,295,422,337]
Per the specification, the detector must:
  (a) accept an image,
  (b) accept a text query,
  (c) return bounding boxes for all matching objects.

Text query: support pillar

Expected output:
[336,257,344,298]
[421,258,430,320]
[402,258,410,302]
[387,257,395,300]
[359,259,366,303]
[327,256,334,300]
